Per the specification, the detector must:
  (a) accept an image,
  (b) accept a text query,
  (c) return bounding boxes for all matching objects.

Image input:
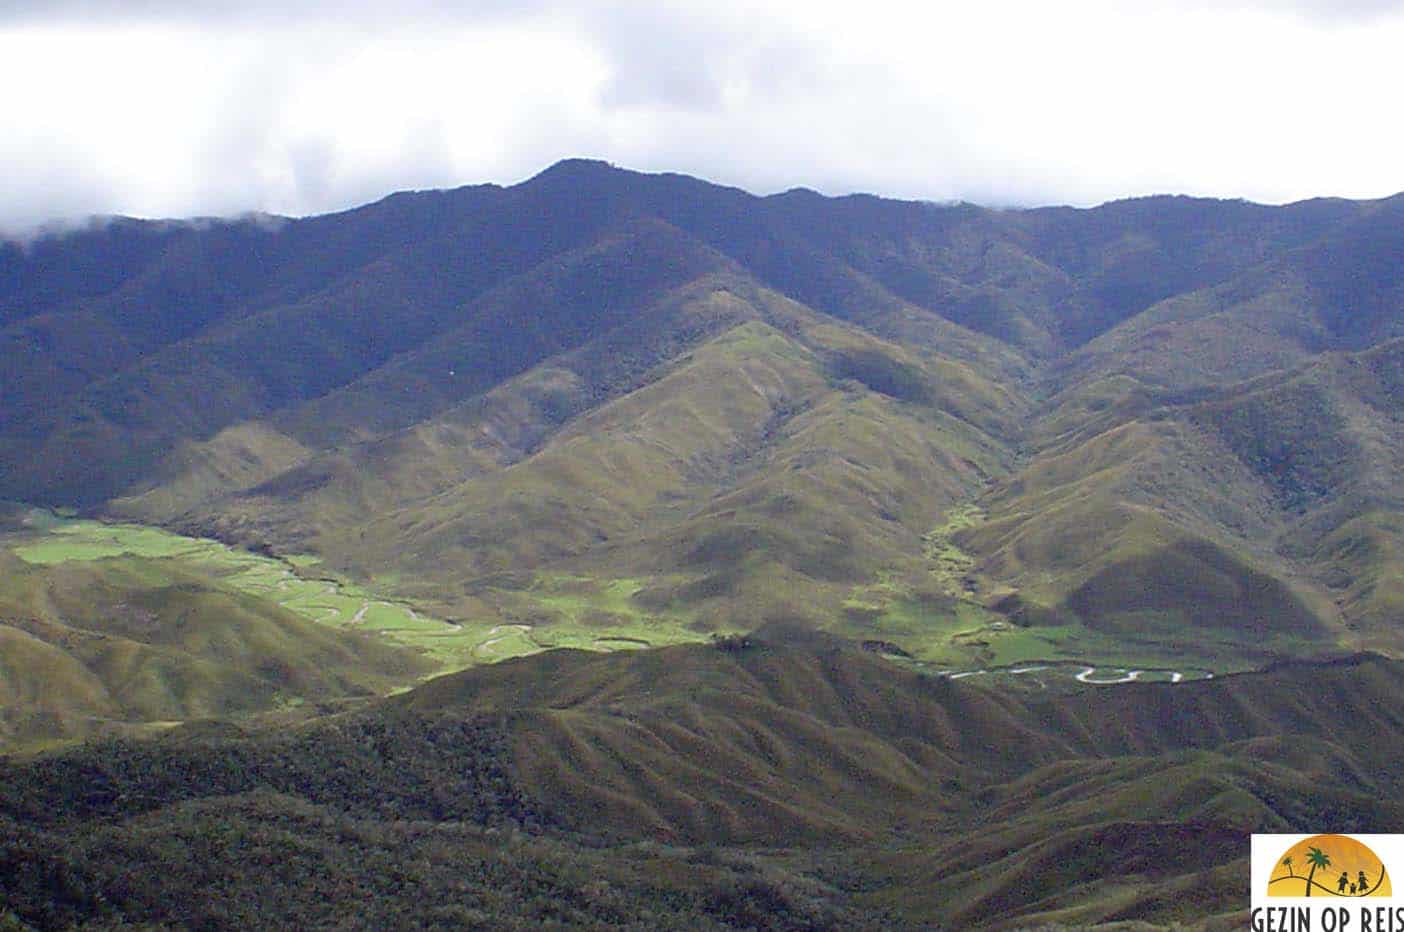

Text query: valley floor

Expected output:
[1,505,1293,754]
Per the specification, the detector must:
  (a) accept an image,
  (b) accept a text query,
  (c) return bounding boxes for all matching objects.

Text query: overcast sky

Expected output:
[2,0,1401,235]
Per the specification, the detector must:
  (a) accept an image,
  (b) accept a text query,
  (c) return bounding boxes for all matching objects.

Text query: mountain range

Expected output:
[0,161,1400,928]
[2,160,1398,662]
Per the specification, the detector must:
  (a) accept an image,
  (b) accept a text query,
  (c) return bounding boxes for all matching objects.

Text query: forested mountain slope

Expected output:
[1,165,1400,929]
[3,636,1399,928]
[0,161,1398,715]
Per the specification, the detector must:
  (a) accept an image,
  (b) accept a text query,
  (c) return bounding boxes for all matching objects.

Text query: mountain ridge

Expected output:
[3,637,1399,928]
[0,159,1399,733]
[0,156,1399,928]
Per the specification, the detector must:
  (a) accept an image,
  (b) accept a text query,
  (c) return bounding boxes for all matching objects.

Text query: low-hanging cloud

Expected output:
[7,0,1400,25]
[1175,0,1404,22]
[0,0,552,28]
[1,0,1401,238]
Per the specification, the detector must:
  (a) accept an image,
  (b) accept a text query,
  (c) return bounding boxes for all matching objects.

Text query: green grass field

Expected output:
[7,508,1296,689]
[14,522,213,563]
[826,495,1336,680]
[490,573,715,657]
[7,511,713,674]
[856,586,1288,681]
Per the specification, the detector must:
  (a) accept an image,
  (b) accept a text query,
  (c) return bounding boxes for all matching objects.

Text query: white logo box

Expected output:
[1252,834,1403,932]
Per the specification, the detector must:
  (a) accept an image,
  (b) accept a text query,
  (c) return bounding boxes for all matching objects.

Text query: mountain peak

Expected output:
[526,157,622,183]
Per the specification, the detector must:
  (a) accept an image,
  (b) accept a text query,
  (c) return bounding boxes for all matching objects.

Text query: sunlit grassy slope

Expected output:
[113,298,1031,639]
[0,510,1237,709]
[94,317,1400,681]
[958,338,1402,660]
[0,514,442,749]
[0,511,739,749]
[0,166,1397,758]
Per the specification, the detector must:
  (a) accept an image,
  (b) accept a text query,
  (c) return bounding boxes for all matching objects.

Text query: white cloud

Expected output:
[1,0,1400,235]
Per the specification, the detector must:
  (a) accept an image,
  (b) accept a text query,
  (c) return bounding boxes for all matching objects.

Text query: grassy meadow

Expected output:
[4,504,1299,701]
[1,494,1345,739]
[4,510,715,677]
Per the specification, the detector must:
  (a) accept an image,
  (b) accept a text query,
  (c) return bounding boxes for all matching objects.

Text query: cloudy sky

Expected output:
[1,0,1401,234]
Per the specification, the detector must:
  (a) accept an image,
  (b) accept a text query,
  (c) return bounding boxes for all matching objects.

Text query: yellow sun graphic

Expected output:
[1268,835,1391,898]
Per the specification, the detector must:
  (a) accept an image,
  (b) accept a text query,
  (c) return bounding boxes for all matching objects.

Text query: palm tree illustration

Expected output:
[1281,856,1295,878]
[1304,846,1332,897]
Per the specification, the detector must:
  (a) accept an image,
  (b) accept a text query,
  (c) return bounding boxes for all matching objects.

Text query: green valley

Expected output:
[2,512,720,702]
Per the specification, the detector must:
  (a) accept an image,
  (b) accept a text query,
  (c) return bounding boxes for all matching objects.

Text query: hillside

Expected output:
[0,157,1399,857]
[961,336,1403,664]
[3,635,1399,928]
[0,511,433,750]
[0,163,1398,746]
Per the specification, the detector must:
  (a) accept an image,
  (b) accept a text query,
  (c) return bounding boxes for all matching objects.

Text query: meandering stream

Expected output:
[942,662,1212,686]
